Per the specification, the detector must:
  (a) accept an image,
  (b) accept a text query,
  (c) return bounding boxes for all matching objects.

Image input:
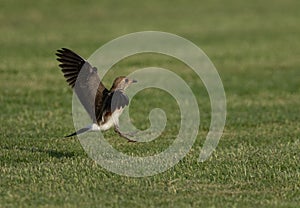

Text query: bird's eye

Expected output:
[125,78,129,83]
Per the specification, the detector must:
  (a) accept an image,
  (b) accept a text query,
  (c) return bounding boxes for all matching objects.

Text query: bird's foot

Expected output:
[122,130,139,137]
[126,138,137,143]
[120,133,138,143]
[115,128,138,143]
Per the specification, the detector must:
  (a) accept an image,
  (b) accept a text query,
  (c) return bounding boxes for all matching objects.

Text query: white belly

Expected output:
[99,108,123,131]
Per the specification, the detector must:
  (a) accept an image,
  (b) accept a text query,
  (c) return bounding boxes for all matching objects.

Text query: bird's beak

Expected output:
[131,79,137,83]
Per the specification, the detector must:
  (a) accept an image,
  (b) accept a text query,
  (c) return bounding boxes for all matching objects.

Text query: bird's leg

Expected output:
[121,130,139,137]
[114,126,136,143]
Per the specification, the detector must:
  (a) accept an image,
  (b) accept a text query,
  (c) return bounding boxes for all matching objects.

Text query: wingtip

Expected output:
[56,49,64,53]
[56,48,71,54]
[61,47,73,53]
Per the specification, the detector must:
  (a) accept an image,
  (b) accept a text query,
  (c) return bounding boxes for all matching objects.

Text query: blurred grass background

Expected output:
[0,0,300,207]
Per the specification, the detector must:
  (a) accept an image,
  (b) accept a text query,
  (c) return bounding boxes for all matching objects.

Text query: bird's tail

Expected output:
[64,124,100,138]
[65,127,91,138]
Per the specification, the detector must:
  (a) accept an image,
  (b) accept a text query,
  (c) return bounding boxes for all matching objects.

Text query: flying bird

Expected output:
[56,48,137,142]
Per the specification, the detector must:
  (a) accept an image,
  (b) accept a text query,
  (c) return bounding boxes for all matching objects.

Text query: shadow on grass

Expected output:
[40,148,76,158]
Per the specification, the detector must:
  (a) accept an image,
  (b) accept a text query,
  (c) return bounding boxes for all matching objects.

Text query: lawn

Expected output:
[1,0,300,207]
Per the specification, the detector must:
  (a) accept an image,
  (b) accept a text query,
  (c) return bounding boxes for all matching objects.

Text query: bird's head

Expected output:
[111,76,137,91]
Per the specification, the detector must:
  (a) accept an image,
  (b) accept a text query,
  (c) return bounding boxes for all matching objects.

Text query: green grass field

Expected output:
[1,0,300,207]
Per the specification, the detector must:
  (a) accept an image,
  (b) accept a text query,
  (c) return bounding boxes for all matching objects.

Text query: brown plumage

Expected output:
[56,48,137,141]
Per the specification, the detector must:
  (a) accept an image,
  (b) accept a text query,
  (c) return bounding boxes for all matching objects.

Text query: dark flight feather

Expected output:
[56,48,108,123]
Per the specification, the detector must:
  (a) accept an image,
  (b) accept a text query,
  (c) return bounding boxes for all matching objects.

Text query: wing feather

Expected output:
[97,90,129,123]
[56,48,108,123]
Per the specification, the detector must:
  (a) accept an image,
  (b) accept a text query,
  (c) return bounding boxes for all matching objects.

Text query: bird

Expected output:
[56,48,137,142]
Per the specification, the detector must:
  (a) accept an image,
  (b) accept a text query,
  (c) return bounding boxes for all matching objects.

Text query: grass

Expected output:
[1,0,300,207]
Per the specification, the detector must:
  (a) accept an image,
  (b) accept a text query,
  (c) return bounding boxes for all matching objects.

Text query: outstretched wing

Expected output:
[97,90,129,122]
[56,48,108,123]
